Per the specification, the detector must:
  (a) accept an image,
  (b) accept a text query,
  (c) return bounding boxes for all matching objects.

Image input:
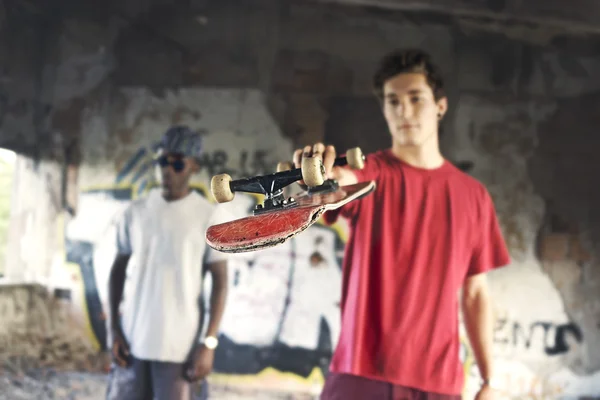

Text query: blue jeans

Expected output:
[106,357,209,400]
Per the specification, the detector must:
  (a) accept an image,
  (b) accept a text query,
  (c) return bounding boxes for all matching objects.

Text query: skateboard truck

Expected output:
[307,178,339,194]
[227,172,301,215]
[210,147,365,215]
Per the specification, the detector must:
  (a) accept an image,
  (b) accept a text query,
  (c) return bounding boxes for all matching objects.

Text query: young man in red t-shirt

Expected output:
[293,49,511,399]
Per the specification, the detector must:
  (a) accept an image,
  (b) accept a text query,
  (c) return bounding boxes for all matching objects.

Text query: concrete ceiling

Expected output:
[2,0,600,160]
[309,0,600,35]
[9,0,600,35]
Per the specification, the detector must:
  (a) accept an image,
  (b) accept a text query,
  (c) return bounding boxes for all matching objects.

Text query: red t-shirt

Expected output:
[323,149,511,395]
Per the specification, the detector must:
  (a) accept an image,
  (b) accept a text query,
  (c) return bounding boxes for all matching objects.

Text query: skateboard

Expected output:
[205,147,376,253]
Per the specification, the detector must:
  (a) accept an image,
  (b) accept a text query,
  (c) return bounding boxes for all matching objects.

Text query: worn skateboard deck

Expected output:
[206,180,376,253]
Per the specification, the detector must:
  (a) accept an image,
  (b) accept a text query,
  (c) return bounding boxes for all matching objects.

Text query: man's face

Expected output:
[382,72,447,148]
[155,152,198,199]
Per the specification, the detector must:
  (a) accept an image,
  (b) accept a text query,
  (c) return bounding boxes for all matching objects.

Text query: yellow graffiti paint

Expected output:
[79,183,136,192]
[67,260,102,352]
[316,218,349,243]
[56,212,102,352]
[209,366,325,388]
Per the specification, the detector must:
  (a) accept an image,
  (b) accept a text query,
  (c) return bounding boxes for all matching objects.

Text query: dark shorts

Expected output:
[105,356,209,400]
[320,372,462,400]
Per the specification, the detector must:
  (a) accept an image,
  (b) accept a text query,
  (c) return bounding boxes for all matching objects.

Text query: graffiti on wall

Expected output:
[460,315,592,399]
[65,182,345,382]
[494,318,583,356]
[197,149,273,178]
[461,332,571,399]
[65,128,347,389]
[63,87,349,387]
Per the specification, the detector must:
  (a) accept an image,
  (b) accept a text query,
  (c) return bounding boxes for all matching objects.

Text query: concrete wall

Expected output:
[1,1,600,399]
[0,284,102,372]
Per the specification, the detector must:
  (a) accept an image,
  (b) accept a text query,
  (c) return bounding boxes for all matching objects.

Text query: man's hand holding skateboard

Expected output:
[292,143,358,188]
[205,142,374,253]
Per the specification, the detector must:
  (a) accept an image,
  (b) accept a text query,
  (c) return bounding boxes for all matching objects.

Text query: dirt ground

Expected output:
[0,369,317,400]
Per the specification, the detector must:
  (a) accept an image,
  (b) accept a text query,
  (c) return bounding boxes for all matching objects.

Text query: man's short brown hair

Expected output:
[372,49,446,101]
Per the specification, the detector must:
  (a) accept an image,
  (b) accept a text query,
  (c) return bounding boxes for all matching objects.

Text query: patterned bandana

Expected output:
[157,125,203,159]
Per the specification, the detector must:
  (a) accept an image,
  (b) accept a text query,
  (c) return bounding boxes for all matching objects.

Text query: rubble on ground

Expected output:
[0,366,317,399]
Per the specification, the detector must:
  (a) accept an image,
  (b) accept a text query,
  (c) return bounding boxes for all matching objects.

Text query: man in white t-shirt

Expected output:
[106,126,230,400]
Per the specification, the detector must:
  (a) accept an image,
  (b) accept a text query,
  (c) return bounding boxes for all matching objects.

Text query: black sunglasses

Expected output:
[156,155,186,172]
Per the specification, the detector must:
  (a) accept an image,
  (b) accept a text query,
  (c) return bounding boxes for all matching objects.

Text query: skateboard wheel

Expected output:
[346,147,364,170]
[211,174,234,203]
[276,161,294,172]
[301,157,325,187]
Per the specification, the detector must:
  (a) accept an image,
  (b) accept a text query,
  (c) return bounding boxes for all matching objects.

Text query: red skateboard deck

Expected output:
[206,180,376,253]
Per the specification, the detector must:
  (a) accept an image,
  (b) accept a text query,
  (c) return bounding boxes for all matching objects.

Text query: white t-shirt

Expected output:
[115,188,230,362]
